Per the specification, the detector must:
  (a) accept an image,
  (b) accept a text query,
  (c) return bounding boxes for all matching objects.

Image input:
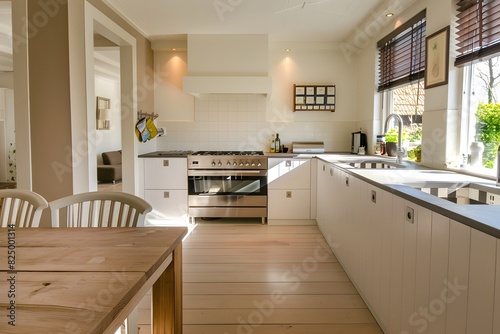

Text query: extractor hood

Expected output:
[183,76,272,97]
[183,34,272,97]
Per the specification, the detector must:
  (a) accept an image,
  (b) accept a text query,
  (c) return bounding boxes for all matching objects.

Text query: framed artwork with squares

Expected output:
[293,84,335,112]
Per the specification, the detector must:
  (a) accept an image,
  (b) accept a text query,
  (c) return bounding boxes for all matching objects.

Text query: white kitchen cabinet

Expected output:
[445,220,471,334]
[268,158,313,223]
[315,161,329,233]
[143,158,188,223]
[144,158,187,189]
[388,195,405,334]
[399,200,419,334]
[494,239,500,332]
[466,229,497,334]
[428,213,450,334]
[268,189,310,219]
[413,207,432,334]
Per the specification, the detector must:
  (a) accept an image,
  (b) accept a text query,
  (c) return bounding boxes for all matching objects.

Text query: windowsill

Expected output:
[446,165,497,182]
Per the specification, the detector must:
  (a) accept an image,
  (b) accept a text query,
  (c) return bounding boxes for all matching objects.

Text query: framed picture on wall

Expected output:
[425,26,450,89]
[293,84,335,112]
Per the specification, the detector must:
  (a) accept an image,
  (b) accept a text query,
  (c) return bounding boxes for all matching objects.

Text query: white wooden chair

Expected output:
[0,189,49,228]
[49,191,152,228]
[49,191,152,334]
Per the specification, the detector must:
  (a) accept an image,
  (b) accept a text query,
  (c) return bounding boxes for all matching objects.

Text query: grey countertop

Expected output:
[138,150,193,158]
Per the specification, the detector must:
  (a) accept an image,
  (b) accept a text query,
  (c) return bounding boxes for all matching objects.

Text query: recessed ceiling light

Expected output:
[172,48,177,51]
[285,48,291,52]
[386,13,394,17]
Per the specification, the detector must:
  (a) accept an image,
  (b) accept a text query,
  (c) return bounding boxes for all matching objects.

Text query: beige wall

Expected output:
[22,0,154,225]
[28,0,73,202]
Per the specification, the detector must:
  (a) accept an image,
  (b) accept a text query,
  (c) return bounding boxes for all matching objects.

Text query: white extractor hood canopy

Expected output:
[183,34,272,97]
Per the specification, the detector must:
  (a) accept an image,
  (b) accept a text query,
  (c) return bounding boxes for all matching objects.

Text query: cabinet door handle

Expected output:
[345,176,349,187]
[371,190,377,203]
[405,206,414,224]
[322,165,326,172]
[163,191,170,198]
[329,167,334,176]
[163,160,169,167]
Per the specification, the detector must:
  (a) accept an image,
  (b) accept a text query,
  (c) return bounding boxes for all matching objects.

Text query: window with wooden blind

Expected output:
[377,10,427,92]
[455,0,500,66]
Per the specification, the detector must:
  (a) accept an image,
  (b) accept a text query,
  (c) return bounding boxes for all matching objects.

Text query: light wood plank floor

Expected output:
[171,221,383,334]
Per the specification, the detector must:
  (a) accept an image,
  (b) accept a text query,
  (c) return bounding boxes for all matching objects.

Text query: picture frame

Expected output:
[425,26,450,89]
[295,96,305,104]
[96,96,111,130]
[295,86,305,95]
[293,84,335,112]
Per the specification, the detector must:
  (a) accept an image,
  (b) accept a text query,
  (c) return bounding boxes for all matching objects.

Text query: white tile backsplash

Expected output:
[157,94,357,152]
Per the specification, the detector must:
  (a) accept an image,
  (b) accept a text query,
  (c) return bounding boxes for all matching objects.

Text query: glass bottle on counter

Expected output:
[275,133,281,153]
[270,134,275,153]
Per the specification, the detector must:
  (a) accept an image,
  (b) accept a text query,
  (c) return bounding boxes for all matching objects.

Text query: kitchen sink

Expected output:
[403,181,500,205]
[340,159,404,169]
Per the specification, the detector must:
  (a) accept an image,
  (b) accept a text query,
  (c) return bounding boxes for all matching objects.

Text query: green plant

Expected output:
[385,128,399,143]
[475,102,500,168]
[406,123,422,142]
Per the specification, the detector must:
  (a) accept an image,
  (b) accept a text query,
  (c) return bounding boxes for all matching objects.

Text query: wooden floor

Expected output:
[168,220,382,334]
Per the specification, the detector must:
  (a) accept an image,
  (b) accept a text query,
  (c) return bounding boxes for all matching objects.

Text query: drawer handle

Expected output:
[164,191,170,198]
[163,160,169,167]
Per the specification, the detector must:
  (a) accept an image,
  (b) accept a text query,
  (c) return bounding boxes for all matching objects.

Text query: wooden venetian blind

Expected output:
[377,10,427,92]
[455,0,500,66]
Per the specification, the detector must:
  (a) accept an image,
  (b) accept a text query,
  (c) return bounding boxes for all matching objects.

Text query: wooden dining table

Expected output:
[0,226,188,334]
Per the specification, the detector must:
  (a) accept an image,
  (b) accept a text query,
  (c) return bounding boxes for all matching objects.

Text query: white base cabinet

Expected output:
[315,158,500,334]
[267,158,314,224]
[143,158,188,224]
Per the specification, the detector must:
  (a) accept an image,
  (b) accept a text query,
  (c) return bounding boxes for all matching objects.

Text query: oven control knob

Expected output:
[257,161,262,167]
[211,161,216,167]
[239,161,244,166]
[245,161,250,166]
[251,162,256,167]
[227,161,231,167]
[233,162,238,167]
[218,160,222,167]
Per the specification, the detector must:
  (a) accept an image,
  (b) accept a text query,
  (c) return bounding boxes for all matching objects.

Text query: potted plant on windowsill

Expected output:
[384,128,399,157]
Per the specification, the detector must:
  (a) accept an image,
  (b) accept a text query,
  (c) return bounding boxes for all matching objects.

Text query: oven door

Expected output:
[188,170,267,217]
[188,170,267,197]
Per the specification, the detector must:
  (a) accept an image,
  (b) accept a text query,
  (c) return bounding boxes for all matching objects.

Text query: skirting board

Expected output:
[267,219,317,226]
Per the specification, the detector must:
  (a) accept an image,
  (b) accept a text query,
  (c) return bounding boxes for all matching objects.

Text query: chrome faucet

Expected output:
[384,113,406,164]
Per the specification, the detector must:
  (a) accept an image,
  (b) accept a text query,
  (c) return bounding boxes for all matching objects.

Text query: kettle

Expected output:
[351,131,367,154]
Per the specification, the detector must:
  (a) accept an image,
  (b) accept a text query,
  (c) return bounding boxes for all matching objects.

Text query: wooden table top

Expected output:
[0,227,188,334]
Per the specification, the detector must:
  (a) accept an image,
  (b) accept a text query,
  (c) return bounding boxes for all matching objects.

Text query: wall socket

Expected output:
[286,191,292,198]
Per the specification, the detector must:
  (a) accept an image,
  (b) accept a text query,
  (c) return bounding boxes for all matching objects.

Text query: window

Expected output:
[456,0,500,173]
[382,81,424,150]
[378,11,426,155]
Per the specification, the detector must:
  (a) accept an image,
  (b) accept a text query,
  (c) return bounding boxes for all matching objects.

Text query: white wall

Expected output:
[154,41,358,152]
[353,0,460,167]
[94,75,121,163]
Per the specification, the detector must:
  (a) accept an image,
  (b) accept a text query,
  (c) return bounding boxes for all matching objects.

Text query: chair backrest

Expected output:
[0,189,49,228]
[49,191,152,227]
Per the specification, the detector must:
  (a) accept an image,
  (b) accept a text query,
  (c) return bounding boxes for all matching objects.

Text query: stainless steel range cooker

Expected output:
[187,151,268,224]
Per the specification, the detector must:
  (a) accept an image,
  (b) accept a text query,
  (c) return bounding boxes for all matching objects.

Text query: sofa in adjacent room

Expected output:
[97,151,122,184]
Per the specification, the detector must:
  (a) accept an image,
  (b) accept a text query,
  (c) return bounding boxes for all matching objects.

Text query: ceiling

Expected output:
[103,0,389,42]
[0,0,415,76]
